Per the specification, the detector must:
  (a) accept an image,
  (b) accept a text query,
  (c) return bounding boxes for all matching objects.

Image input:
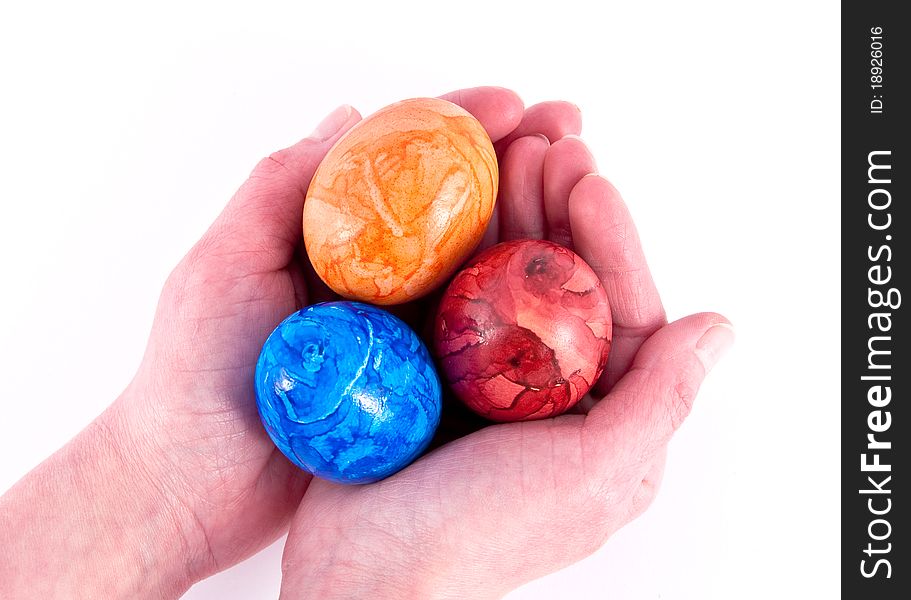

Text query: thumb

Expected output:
[583,312,734,473]
[200,105,361,272]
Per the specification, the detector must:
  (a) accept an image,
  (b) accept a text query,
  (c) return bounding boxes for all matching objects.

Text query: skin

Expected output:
[0,87,733,599]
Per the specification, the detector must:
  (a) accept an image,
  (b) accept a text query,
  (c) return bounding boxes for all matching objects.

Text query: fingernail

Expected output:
[695,323,735,372]
[310,105,353,141]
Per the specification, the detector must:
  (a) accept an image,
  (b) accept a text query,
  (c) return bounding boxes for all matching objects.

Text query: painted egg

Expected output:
[255,301,442,484]
[433,240,612,422]
[303,97,498,305]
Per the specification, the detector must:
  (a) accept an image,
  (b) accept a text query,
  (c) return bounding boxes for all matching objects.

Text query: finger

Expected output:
[494,101,582,154]
[498,135,549,241]
[543,135,597,248]
[438,86,524,143]
[583,313,734,473]
[438,86,523,254]
[200,105,362,273]
[476,203,501,253]
[568,175,667,394]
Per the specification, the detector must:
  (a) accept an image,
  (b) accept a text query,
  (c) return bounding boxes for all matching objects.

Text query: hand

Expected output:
[277,100,734,598]
[115,87,534,578]
[0,86,533,598]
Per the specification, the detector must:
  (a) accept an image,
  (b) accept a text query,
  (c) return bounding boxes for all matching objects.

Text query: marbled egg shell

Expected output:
[255,301,442,484]
[303,97,498,305]
[433,240,612,422]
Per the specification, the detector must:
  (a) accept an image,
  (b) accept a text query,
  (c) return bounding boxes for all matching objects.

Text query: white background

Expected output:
[0,1,839,598]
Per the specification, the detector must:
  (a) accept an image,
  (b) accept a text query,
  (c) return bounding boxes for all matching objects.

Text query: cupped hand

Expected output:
[276,97,734,598]
[106,87,540,583]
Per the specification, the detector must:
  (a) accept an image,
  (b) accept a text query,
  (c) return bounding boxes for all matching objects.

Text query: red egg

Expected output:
[433,240,612,421]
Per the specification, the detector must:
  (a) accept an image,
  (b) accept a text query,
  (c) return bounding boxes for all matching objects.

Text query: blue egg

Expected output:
[254,301,442,484]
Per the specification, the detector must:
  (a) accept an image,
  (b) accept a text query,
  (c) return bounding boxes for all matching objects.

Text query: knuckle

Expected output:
[669,378,698,431]
[613,226,641,267]
[548,226,573,247]
[160,239,219,319]
[253,145,305,182]
[630,479,660,519]
[253,152,291,180]
[261,142,319,177]
[160,261,190,313]
[251,145,321,191]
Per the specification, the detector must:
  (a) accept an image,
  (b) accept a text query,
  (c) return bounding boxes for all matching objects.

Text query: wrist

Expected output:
[0,392,205,598]
[96,387,218,590]
[279,516,505,600]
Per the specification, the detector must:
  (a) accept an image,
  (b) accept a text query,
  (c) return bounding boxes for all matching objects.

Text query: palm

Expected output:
[138,248,313,569]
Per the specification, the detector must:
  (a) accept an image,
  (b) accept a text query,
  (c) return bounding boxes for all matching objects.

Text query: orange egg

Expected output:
[303,98,498,305]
